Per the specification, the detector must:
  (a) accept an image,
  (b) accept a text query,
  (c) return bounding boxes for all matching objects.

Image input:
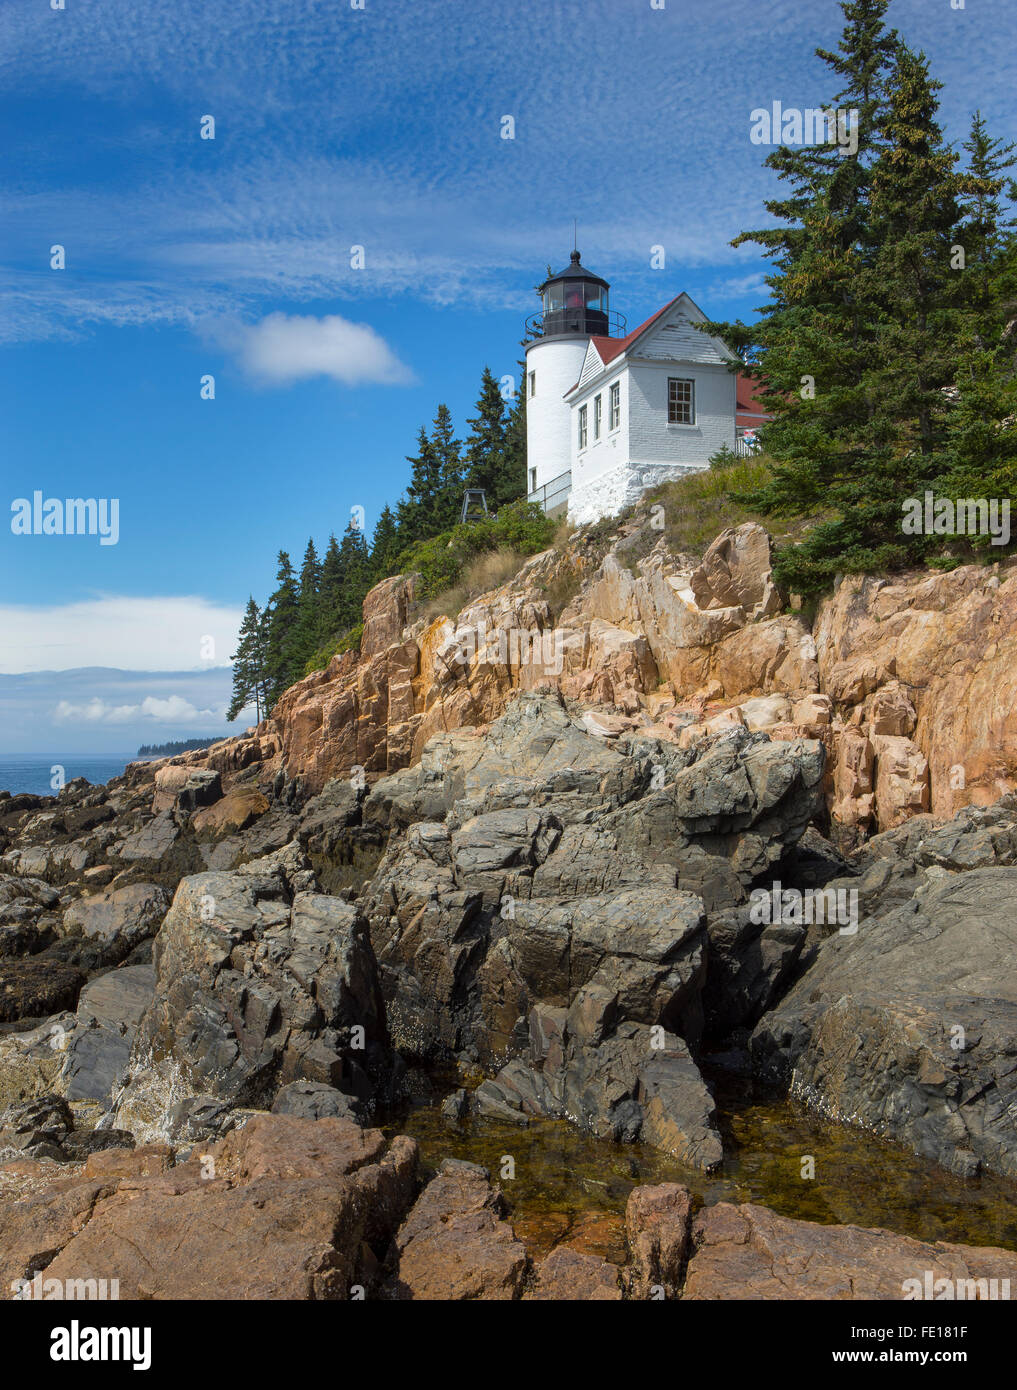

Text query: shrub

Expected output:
[419,547,527,623]
[395,500,556,599]
[302,622,363,676]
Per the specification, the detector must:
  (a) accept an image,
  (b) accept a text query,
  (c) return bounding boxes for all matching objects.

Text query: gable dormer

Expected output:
[564,293,737,402]
[629,293,737,368]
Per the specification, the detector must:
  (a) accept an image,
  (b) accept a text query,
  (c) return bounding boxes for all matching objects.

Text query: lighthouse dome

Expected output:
[533,250,613,337]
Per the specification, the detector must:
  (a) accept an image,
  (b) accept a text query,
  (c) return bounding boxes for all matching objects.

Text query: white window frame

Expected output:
[529,466,537,493]
[668,376,696,426]
[529,371,536,398]
[578,404,588,450]
[609,381,621,431]
[593,393,602,440]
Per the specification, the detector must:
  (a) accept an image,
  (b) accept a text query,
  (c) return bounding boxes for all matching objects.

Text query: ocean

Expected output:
[0,755,135,798]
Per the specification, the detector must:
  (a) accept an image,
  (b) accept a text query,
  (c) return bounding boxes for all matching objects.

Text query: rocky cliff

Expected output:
[2,504,1017,1300]
[146,508,1017,846]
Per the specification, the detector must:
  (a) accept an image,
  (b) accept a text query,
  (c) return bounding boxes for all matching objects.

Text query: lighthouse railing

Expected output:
[527,470,572,517]
[525,309,628,339]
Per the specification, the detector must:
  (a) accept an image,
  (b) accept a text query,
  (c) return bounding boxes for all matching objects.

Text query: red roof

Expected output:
[736,372,774,427]
[589,296,680,367]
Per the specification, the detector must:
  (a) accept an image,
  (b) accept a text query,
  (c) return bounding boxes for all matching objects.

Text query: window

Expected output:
[593,393,602,440]
[529,371,536,398]
[668,377,695,425]
[609,382,621,430]
[529,467,537,493]
[543,284,564,313]
[585,283,607,312]
[578,404,588,450]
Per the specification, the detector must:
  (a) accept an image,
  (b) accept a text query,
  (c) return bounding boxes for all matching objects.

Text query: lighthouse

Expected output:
[523,250,747,525]
[524,251,623,514]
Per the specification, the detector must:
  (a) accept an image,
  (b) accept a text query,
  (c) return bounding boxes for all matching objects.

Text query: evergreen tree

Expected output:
[430,403,464,529]
[863,47,969,460]
[288,537,322,672]
[264,550,299,704]
[335,521,371,630]
[955,112,1017,335]
[463,367,510,507]
[704,0,900,519]
[227,597,270,723]
[938,121,1017,534]
[502,365,528,502]
[704,2,1008,590]
[398,426,441,544]
[318,533,346,641]
[369,503,401,578]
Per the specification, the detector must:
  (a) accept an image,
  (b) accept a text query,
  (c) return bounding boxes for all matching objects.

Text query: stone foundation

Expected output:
[567,460,706,526]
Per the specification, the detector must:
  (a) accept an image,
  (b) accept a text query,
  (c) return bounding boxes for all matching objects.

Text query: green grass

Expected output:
[621,455,832,567]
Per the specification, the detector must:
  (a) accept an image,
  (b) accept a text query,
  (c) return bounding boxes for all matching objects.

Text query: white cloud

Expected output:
[53,694,225,725]
[226,312,413,387]
[0,596,244,675]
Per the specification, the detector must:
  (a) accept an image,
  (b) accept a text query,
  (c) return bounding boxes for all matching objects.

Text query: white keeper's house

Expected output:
[523,250,763,525]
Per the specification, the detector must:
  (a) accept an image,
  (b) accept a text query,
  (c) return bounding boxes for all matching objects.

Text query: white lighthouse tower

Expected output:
[524,251,623,514]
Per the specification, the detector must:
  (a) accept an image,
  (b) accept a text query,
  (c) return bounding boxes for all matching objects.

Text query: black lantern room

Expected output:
[535,250,611,337]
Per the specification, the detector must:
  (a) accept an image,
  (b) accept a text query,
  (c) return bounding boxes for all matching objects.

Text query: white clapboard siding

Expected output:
[635,315,730,365]
[576,341,606,390]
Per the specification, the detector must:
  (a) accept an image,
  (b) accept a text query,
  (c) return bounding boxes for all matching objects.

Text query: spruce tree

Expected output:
[705,2,1009,589]
[369,503,401,579]
[955,112,1017,336]
[502,358,528,502]
[430,403,464,529]
[463,367,509,506]
[318,534,346,642]
[227,597,270,723]
[938,120,1017,539]
[288,538,322,673]
[398,427,441,543]
[705,0,899,519]
[336,521,371,630]
[264,551,299,704]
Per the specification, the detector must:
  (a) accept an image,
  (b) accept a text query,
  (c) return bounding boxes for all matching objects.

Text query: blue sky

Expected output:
[1,0,1014,754]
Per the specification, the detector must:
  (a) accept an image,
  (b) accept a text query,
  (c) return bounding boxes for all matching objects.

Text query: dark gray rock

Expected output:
[271,1080,363,1122]
[131,854,386,1109]
[175,770,222,812]
[0,874,61,958]
[477,1010,723,1169]
[61,883,169,968]
[164,1095,244,1144]
[63,1026,132,1105]
[356,693,825,1162]
[0,1093,74,1156]
[75,964,156,1032]
[117,811,181,864]
[440,1087,469,1121]
[752,865,1017,1179]
[61,1127,135,1161]
[702,904,806,1039]
[57,965,158,1105]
